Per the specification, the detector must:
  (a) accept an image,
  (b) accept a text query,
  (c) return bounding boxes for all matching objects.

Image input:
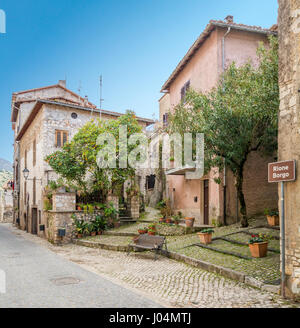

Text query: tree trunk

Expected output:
[236,170,248,228]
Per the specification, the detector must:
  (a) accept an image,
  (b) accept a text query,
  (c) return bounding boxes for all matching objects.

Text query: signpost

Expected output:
[268,160,296,298]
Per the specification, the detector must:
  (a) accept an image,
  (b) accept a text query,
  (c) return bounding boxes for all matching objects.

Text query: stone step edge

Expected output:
[72,239,280,295]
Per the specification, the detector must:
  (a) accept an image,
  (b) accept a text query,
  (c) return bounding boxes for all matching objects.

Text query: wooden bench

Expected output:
[127,234,168,260]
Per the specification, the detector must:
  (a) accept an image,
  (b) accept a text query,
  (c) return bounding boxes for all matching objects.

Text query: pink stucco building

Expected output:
[159,16,278,225]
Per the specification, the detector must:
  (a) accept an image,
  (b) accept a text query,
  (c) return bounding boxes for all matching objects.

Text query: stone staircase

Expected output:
[119,205,137,225]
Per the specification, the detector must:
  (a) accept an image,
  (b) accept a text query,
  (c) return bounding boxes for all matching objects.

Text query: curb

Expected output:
[73,239,280,295]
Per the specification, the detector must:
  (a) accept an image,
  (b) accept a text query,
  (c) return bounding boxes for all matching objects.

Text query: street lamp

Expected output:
[22,168,42,183]
[23,168,29,180]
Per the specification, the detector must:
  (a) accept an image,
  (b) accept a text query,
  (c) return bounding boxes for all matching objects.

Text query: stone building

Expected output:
[0,180,13,223]
[159,16,279,225]
[11,80,154,237]
[278,0,300,299]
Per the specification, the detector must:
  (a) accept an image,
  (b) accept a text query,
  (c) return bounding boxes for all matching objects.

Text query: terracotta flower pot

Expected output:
[77,234,83,239]
[267,215,279,227]
[148,231,156,236]
[197,232,212,245]
[166,218,172,224]
[138,229,147,234]
[249,242,268,258]
[114,222,121,229]
[77,207,82,211]
[185,217,195,228]
[91,232,96,237]
[97,231,102,235]
[159,218,165,223]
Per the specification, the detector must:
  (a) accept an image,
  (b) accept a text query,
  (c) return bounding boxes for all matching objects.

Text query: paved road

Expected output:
[0,224,160,308]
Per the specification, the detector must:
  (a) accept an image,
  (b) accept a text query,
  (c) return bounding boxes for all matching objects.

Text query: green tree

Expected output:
[45,111,142,198]
[168,36,278,227]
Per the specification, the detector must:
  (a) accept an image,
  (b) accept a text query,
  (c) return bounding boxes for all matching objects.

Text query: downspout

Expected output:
[222,27,231,226]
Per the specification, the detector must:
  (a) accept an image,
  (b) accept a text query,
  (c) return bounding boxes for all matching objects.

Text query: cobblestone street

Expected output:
[7,224,300,308]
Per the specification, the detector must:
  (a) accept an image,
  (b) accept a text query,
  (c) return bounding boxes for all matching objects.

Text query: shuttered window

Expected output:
[24,181,27,205]
[33,177,36,205]
[163,113,169,126]
[25,149,27,168]
[55,130,68,147]
[181,80,191,103]
[33,139,36,167]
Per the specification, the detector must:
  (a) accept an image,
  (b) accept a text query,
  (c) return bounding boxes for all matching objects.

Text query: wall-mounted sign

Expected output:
[268,160,296,183]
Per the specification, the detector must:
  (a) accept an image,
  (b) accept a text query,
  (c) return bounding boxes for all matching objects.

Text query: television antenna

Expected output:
[99,75,104,120]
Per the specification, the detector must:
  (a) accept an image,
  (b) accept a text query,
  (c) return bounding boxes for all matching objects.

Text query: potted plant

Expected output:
[197,228,214,245]
[166,217,173,224]
[159,217,165,223]
[103,203,119,229]
[92,215,107,235]
[138,227,148,234]
[76,204,83,211]
[264,209,279,226]
[148,223,156,231]
[72,215,86,239]
[185,217,195,228]
[173,214,181,225]
[148,227,156,236]
[249,233,272,258]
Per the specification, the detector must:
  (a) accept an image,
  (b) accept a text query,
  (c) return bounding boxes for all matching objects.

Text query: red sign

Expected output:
[268,160,296,183]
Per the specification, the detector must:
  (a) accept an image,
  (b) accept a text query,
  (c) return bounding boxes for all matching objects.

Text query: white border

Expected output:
[268,160,296,183]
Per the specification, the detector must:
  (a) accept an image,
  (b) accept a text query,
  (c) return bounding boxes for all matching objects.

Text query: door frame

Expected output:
[203,180,209,225]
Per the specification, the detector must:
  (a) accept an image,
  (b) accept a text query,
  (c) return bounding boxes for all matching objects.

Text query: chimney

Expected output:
[225,15,234,24]
[58,80,66,88]
[84,95,89,106]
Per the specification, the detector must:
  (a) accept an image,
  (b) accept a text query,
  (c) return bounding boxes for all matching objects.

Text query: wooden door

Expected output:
[204,180,209,225]
[31,208,38,235]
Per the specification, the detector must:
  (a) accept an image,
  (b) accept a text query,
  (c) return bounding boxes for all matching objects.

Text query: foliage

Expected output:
[45,111,142,198]
[200,228,214,234]
[168,36,279,227]
[71,214,88,235]
[156,199,166,210]
[103,202,119,222]
[91,215,107,232]
[264,208,279,217]
[43,198,52,211]
[249,233,273,244]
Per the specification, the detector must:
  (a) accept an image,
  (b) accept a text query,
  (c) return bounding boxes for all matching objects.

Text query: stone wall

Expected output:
[278,0,300,299]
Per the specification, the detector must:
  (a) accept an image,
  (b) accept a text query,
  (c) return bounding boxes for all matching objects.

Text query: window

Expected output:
[146,175,156,190]
[33,177,36,205]
[181,80,190,103]
[33,139,36,167]
[163,113,169,127]
[25,149,27,168]
[24,181,27,205]
[71,112,78,119]
[55,130,68,147]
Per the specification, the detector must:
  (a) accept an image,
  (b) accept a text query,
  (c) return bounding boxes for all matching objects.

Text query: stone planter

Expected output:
[197,232,212,245]
[267,215,279,227]
[249,242,268,258]
[185,217,195,228]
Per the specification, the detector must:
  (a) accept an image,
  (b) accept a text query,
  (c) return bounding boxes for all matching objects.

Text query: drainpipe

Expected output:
[222,27,231,226]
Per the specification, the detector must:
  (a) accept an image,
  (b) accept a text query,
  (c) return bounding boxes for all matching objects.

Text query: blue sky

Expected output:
[0,0,278,162]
